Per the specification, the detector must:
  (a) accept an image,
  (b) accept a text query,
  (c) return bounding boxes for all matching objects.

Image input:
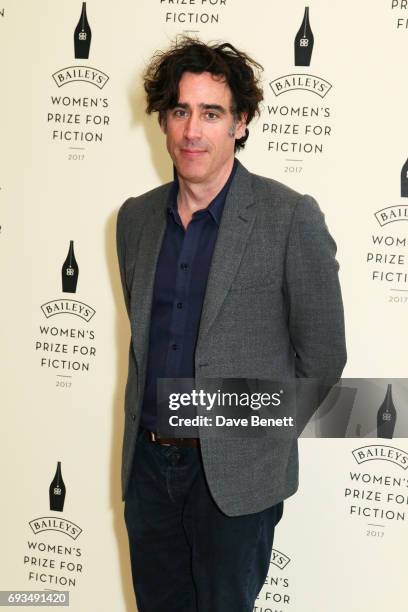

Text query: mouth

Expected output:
[180,148,207,157]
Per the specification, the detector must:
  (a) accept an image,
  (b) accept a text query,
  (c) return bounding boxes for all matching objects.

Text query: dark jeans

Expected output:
[124,428,284,612]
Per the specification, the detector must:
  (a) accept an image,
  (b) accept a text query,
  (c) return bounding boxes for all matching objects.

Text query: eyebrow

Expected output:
[174,102,227,115]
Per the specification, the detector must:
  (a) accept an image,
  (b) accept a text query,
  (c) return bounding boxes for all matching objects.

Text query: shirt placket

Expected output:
[164,214,205,378]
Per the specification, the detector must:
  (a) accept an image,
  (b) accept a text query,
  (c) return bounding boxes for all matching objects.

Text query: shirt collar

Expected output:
[167,158,238,227]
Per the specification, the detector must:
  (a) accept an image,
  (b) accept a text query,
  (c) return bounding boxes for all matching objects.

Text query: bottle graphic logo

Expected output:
[62,240,79,293]
[401,158,408,198]
[49,461,66,512]
[74,2,92,59]
[294,7,314,67]
[377,384,397,439]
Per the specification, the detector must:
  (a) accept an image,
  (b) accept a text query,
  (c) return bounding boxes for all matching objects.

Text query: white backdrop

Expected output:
[1,1,407,610]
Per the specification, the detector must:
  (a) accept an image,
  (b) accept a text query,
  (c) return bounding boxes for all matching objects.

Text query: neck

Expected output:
[176,157,234,217]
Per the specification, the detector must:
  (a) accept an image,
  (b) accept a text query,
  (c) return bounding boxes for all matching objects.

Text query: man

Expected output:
[116,37,346,612]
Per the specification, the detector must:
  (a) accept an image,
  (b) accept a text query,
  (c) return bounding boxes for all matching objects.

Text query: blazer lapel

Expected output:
[129,190,170,368]
[197,161,257,345]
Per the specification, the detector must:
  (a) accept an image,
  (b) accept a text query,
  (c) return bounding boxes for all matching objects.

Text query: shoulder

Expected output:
[250,171,302,204]
[117,181,172,225]
[248,170,322,223]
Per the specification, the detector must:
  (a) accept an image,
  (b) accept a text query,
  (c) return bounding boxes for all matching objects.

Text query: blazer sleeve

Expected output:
[284,194,347,391]
[116,199,132,318]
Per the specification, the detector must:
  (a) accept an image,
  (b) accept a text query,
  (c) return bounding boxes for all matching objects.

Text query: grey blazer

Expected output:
[116,160,347,516]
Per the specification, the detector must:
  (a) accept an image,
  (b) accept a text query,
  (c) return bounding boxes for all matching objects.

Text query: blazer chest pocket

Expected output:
[228,260,279,293]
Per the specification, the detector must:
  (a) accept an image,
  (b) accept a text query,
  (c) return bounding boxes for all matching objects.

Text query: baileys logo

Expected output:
[51,2,109,90]
[52,67,109,89]
[40,240,95,322]
[269,74,332,98]
[352,445,408,470]
[270,7,332,98]
[29,517,82,540]
[41,300,95,322]
[28,462,83,540]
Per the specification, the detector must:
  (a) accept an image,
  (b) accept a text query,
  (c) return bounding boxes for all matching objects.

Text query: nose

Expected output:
[183,112,202,141]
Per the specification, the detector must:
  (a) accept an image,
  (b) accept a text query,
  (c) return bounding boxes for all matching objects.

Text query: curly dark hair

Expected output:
[143,36,264,151]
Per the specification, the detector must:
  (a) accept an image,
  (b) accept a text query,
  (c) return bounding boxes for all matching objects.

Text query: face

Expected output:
[161,71,247,185]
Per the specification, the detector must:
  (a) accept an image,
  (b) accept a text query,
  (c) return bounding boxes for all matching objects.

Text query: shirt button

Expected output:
[180,263,188,270]
[177,302,183,309]
[171,344,178,350]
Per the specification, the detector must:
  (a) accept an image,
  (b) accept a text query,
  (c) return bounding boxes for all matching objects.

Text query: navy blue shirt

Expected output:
[140,160,238,431]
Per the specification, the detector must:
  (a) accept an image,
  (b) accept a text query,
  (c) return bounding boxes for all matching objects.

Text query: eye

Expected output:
[173,109,187,118]
[205,111,218,120]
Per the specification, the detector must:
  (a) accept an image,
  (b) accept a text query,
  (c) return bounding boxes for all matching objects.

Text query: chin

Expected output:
[174,162,207,181]
[178,170,207,184]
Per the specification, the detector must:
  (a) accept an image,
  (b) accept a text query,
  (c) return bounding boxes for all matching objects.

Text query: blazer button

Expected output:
[131,412,136,421]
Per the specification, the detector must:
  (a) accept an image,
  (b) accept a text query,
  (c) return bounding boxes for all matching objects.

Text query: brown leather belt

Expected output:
[146,430,200,448]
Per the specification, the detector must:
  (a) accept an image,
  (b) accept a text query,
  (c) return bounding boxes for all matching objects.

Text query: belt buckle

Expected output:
[150,431,171,446]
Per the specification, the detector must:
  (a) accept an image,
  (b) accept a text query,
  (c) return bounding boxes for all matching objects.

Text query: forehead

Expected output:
[177,71,233,106]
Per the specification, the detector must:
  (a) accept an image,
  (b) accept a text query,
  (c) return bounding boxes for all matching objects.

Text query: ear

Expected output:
[234,112,248,140]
